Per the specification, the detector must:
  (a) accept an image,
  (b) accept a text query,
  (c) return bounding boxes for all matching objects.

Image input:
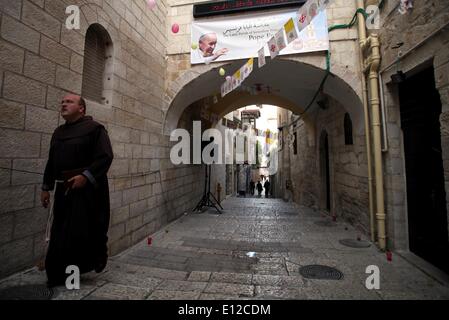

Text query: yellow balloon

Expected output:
[219,68,225,76]
[191,43,198,50]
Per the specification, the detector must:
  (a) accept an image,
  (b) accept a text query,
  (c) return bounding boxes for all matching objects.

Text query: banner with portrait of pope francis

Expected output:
[191,6,329,65]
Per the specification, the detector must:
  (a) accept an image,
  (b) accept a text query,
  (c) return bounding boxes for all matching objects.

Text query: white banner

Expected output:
[191,9,329,64]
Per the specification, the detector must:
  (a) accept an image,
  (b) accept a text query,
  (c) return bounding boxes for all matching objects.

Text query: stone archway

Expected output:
[162,56,365,138]
[162,54,368,226]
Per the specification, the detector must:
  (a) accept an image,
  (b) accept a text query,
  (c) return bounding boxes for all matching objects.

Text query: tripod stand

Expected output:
[193,164,223,214]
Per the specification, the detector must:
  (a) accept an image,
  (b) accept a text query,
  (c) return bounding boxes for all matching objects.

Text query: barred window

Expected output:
[344,113,353,145]
[82,24,113,104]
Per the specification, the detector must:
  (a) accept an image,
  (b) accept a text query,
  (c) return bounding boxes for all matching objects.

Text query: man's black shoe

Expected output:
[46,278,65,288]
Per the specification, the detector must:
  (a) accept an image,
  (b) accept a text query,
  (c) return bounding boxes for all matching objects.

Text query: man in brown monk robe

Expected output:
[41,94,113,287]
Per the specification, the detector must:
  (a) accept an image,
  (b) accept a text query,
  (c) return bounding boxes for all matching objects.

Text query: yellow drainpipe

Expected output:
[364,34,387,250]
[356,0,376,243]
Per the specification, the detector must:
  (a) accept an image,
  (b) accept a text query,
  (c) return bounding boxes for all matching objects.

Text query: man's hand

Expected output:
[41,191,50,208]
[68,175,87,189]
[214,48,229,58]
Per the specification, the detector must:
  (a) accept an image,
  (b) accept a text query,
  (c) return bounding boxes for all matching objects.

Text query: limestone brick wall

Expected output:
[282,97,369,233]
[0,0,202,278]
[315,98,369,231]
[275,108,290,200]
[378,0,449,249]
[209,122,230,203]
[290,118,318,208]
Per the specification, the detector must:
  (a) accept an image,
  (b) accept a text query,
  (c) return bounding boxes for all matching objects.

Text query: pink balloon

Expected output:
[147,0,156,10]
[171,23,179,34]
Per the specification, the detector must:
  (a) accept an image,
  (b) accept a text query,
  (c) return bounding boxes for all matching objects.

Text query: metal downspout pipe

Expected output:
[365,34,387,250]
[356,0,376,243]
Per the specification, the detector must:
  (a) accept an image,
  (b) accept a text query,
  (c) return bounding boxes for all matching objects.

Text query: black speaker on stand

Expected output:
[192,164,223,214]
[192,138,223,214]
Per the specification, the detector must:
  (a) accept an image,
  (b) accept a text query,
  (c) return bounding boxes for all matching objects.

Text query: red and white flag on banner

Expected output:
[268,36,279,59]
[297,0,330,32]
[258,46,266,68]
[284,18,298,44]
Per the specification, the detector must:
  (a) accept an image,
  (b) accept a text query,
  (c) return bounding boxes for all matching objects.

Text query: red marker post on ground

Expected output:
[386,251,392,262]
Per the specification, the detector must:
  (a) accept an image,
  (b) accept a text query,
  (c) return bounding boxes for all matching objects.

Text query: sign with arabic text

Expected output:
[191,9,329,64]
[193,0,306,18]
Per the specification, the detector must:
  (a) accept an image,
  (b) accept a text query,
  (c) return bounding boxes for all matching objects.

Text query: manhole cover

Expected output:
[339,239,371,248]
[299,265,344,280]
[0,284,54,300]
[314,221,336,227]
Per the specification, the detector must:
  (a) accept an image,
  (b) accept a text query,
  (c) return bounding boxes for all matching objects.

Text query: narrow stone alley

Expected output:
[1,197,448,300]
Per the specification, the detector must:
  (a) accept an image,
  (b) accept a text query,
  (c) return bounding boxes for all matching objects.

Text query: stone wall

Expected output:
[378,0,449,249]
[210,122,231,204]
[275,108,290,200]
[0,0,202,278]
[290,118,319,208]
[280,98,369,232]
[315,98,369,230]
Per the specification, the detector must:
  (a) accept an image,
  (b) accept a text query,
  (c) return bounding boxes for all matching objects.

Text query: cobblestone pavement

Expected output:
[1,197,449,300]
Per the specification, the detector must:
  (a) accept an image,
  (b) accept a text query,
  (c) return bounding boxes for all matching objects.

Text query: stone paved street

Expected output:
[1,197,449,300]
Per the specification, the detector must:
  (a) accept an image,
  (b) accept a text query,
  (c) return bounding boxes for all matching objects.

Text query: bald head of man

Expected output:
[60,94,87,123]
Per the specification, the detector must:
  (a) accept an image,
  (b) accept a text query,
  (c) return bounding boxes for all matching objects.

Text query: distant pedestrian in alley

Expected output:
[256,180,263,197]
[264,179,271,198]
[249,180,255,195]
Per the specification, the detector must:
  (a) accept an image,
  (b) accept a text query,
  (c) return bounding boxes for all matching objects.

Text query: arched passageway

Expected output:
[163,57,371,235]
[163,58,364,137]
